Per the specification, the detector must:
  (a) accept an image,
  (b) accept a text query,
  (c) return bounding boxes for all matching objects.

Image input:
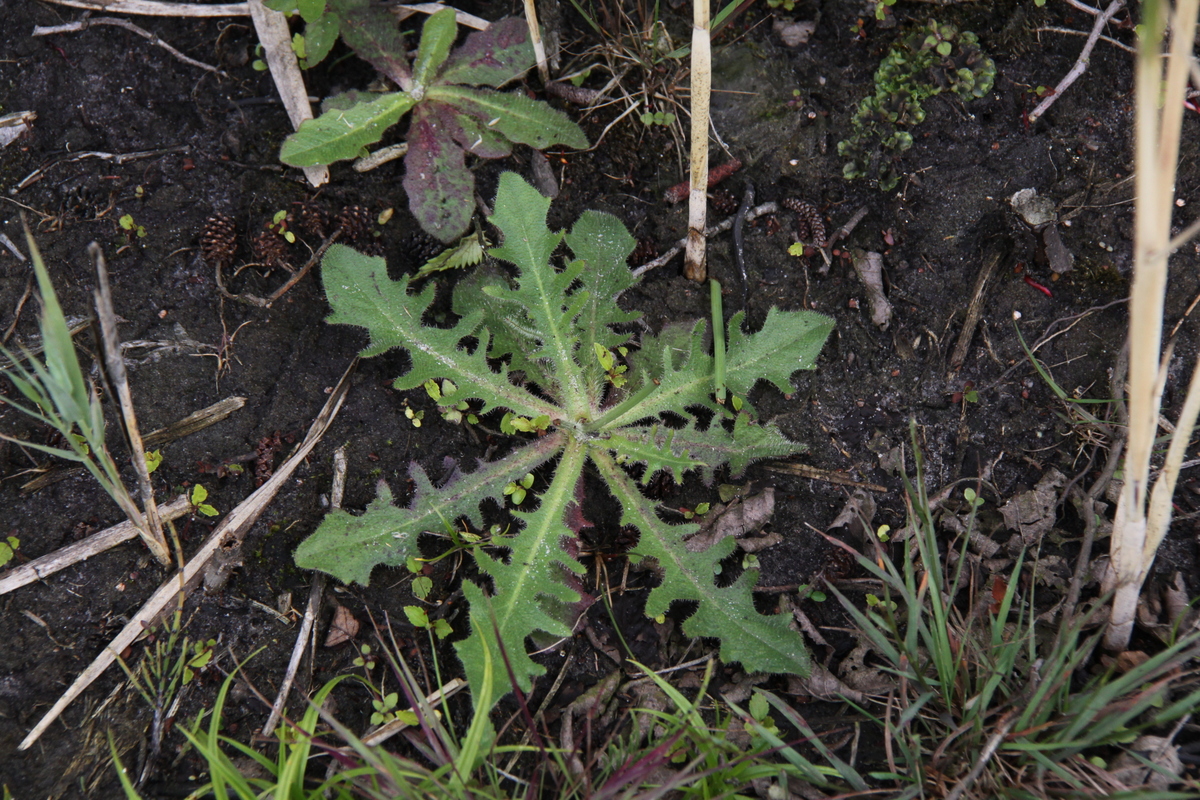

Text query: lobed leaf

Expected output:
[281,92,415,166]
[438,17,534,87]
[402,104,476,243]
[594,448,810,677]
[606,308,833,428]
[295,436,564,585]
[609,414,803,485]
[563,210,640,390]
[485,173,593,415]
[455,437,588,697]
[603,319,716,427]
[429,85,589,150]
[724,308,834,397]
[320,243,557,419]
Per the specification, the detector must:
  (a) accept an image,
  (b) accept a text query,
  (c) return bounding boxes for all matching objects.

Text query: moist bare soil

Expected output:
[2,0,1200,796]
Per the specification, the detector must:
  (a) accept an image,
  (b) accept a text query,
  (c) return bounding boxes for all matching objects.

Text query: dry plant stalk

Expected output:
[92,243,170,565]
[18,359,357,750]
[522,0,549,84]
[1103,0,1200,651]
[247,0,328,187]
[683,0,711,282]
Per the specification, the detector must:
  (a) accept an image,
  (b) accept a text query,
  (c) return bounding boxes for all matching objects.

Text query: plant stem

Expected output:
[710,279,726,404]
[683,0,711,282]
[1105,0,1200,650]
[521,0,549,84]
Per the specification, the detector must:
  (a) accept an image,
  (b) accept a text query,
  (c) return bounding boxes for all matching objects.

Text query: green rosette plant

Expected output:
[839,21,996,190]
[280,2,587,243]
[295,173,834,713]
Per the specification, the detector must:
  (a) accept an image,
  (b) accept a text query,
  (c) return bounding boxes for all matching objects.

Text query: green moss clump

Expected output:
[839,21,996,191]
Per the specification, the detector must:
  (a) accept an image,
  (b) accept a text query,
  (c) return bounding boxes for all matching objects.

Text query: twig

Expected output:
[143,396,246,447]
[733,182,754,310]
[214,229,341,307]
[0,231,26,262]
[1028,0,1127,124]
[18,359,357,751]
[766,462,887,492]
[394,4,490,31]
[92,243,170,565]
[39,0,249,15]
[247,0,327,187]
[15,146,189,192]
[1034,26,1135,55]
[261,446,346,737]
[353,142,408,173]
[266,230,341,306]
[948,239,1009,372]
[944,711,1017,800]
[827,205,869,249]
[15,397,245,494]
[0,495,190,595]
[32,18,229,77]
[361,678,467,746]
[631,201,780,281]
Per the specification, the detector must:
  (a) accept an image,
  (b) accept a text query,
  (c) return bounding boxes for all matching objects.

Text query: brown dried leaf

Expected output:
[1110,735,1183,791]
[1000,468,1065,550]
[737,531,784,552]
[324,603,359,647]
[838,639,896,695]
[787,663,864,703]
[684,488,775,553]
[827,489,876,551]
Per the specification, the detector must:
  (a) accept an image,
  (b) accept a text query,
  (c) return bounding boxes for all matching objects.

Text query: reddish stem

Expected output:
[1023,274,1053,297]
[663,159,743,204]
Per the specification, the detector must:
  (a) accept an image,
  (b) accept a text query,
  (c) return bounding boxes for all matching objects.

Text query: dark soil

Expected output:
[3,0,1200,796]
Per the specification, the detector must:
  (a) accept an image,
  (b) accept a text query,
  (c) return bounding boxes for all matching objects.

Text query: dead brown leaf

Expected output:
[324,603,359,647]
[684,488,775,553]
[1000,468,1065,550]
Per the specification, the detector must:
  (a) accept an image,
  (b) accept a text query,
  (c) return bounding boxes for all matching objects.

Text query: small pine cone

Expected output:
[709,188,738,216]
[252,228,292,271]
[781,198,827,247]
[628,237,659,267]
[200,214,238,269]
[356,234,386,257]
[294,202,329,241]
[334,205,373,244]
[402,230,444,266]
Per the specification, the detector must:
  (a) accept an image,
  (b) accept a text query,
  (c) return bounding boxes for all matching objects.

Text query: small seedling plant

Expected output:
[839,21,996,190]
[279,3,587,244]
[295,173,833,711]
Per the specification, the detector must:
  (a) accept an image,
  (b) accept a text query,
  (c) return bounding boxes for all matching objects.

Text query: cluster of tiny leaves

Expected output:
[295,173,834,710]
[839,21,996,190]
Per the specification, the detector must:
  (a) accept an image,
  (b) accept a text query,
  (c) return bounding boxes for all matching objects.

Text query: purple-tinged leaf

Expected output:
[429,85,588,150]
[446,109,512,158]
[335,1,412,89]
[438,17,533,87]
[403,105,475,243]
